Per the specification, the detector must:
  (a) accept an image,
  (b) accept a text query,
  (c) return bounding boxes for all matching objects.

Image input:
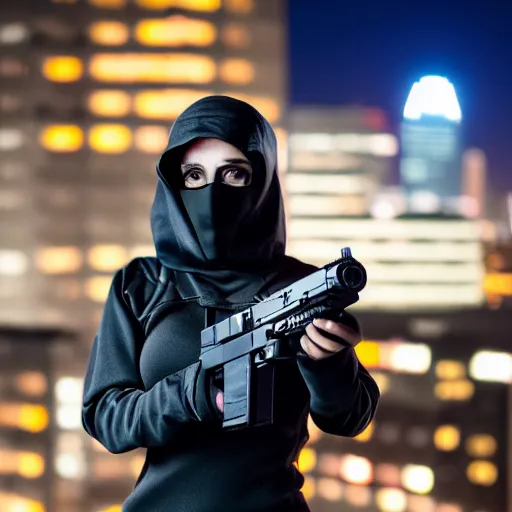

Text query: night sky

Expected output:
[288,0,512,189]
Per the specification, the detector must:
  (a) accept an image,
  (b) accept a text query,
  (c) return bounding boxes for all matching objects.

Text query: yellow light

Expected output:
[42,56,83,83]
[297,448,316,473]
[224,0,254,13]
[88,0,126,7]
[435,360,466,380]
[85,276,112,302]
[484,272,512,296]
[97,506,122,512]
[466,460,498,486]
[40,125,84,152]
[224,92,280,124]
[0,493,45,512]
[88,90,132,117]
[89,124,132,153]
[219,58,255,85]
[89,53,216,84]
[434,425,460,451]
[339,454,373,485]
[353,421,374,442]
[18,452,45,479]
[0,404,49,433]
[88,245,129,271]
[134,126,169,154]
[221,23,251,48]
[401,464,434,494]
[88,21,129,46]
[465,434,497,457]
[375,488,407,512]
[301,476,316,500]
[135,0,220,11]
[355,340,380,368]
[134,89,212,120]
[135,17,217,47]
[435,380,474,401]
[35,246,83,274]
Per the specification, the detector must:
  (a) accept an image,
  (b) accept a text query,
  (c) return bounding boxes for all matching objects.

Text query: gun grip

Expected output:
[222,355,251,429]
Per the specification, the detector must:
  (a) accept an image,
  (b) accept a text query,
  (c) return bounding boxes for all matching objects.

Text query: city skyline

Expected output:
[289,0,512,189]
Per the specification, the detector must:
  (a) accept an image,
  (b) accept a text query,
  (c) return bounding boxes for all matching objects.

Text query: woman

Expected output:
[82,95,380,512]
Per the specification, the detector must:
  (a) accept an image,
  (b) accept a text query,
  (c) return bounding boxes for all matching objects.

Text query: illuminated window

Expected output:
[465,434,497,457]
[301,476,315,500]
[0,23,29,44]
[435,360,466,380]
[40,125,84,152]
[35,246,83,274]
[354,341,379,368]
[88,0,126,7]
[388,342,431,374]
[55,452,86,479]
[375,488,406,512]
[466,460,498,486]
[316,478,343,502]
[339,454,373,485]
[88,245,128,271]
[401,464,434,494]
[224,92,280,124]
[134,89,212,120]
[85,276,112,302]
[88,124,132,153]
[0,129,23,151]
[42,56,83,82]
[221,23,250,48]
[354,421,374,443]
[88,90,131,117]
[224,0,254,13]
[0,250,27,276]
[0,449,45,479]
[297,448,316,473]
[435,380,474,401]
[88,21,129,46]
[219,58,254,85]
[134,126,168,154]
[434,425,460,451]
[135,17,216,47]
[469,350,512,383]
[136,0,220,11]
[90,53,216,84]
[0,403,49,433]
[15,372,48,397]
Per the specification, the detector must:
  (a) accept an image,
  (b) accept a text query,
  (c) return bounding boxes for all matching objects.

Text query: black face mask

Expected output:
[180,183,256,262]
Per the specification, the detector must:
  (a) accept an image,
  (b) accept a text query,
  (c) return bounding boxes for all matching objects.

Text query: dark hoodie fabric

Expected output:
[81,96,380,512]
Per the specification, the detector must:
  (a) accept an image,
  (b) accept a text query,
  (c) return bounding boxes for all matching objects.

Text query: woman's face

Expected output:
[181,138,253,189]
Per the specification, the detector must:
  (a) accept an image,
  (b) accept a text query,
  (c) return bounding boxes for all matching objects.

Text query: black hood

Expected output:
[150,95,288,308]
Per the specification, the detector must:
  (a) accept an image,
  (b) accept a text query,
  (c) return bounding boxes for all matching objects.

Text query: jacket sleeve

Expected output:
[297,347,380,437]
[81,266,214,454]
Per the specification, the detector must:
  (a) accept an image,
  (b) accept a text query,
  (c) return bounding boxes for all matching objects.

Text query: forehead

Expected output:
[181,138,247,165]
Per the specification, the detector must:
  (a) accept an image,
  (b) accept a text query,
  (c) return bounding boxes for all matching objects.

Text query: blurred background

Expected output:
[0,1,511,511]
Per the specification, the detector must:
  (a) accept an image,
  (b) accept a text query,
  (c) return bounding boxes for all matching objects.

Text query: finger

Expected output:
[300,334,326,361]
[216,391,224,413]
[305,323,344,353]
[312,318,362,346]
[339,311,363,336]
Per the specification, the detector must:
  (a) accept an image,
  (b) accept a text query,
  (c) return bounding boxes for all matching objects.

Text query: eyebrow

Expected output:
[181,158,251,169]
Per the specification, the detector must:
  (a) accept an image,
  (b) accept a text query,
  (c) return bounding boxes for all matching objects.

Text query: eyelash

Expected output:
[184,168,250,182]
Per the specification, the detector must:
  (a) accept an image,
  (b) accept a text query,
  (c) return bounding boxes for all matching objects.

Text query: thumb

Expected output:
[215,391,224,413]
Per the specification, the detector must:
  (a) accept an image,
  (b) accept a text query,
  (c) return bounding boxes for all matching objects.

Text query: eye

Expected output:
[221,167,252,187]
[183,168,207,189]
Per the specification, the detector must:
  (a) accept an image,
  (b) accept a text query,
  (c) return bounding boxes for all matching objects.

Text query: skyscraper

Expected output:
[399,75,463,214]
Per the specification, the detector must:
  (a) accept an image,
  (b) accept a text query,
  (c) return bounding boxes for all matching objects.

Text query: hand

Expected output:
[300,315,362,361]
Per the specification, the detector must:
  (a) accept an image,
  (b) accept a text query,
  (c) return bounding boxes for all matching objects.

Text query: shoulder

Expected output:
[264,255,319,296]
